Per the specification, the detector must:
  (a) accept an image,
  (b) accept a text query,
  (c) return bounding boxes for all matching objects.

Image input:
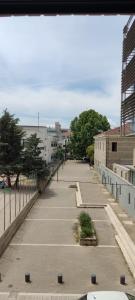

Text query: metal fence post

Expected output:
[9,191,11,224]
[19,187,21,212]
[29,181,30,200]
[3,191,6,231]
[26,184,27,204]
[15,189,17,218]
[23,182,24,207]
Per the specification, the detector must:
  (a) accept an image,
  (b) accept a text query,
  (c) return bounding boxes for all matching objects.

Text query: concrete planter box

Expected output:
[80,234,97,246]
[75,223,97,246]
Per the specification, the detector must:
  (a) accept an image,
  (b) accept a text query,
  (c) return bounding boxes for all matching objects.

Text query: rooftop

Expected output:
[95,123,132,138]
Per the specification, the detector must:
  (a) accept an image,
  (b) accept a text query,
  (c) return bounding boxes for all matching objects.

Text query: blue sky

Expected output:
[0,15,128,128]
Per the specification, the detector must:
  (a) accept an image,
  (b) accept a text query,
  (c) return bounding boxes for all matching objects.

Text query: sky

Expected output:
[0,15,129,128]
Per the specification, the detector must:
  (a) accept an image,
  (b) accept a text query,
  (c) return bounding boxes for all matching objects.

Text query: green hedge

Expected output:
[78,212,93,238]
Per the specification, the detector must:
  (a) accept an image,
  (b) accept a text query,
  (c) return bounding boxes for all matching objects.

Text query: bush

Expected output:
[79,212,93,238]
[79,212,92,227]
[80,226,93,238]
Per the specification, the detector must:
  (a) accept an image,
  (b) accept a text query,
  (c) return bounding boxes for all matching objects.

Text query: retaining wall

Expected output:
[98,165,135,219]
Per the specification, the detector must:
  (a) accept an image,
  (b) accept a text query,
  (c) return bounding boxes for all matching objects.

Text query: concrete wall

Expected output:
[112,163,130,181]
[94,137,107,168]
[98,164,135,219]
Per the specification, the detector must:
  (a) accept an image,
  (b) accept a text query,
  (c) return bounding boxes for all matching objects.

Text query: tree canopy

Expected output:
[0,110,24,186]
[70,109,110,158]
[86,144,94,165]
[0,110,50,187]
[22,133,49,179]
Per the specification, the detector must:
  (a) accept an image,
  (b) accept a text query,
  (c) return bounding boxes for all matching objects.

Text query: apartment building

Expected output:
[21,125,53,164]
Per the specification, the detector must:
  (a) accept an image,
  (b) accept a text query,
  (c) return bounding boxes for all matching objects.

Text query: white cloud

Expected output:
[0,15,129,127]
[0,78,121,127]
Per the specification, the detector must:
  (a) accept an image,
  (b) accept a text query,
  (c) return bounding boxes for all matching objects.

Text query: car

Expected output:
[79,292,135,300]
[82,156,90,163]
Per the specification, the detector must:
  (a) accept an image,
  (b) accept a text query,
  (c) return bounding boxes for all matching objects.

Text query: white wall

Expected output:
[113,163,130,181]
[21,126,51,163]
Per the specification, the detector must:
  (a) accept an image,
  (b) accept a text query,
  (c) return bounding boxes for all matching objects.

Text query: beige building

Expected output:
[94,128,135,170]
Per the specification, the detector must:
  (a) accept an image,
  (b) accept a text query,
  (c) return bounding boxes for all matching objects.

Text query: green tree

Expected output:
[53,145,64,161]
[86,144,94,165]
[0,110,24,187]
[70,109,110,158]
[22,133,49,179]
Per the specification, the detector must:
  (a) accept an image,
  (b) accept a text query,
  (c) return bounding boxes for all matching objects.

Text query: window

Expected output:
[112,142,117,152]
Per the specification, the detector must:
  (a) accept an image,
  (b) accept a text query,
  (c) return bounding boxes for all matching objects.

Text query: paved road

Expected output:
[0,161,134,294]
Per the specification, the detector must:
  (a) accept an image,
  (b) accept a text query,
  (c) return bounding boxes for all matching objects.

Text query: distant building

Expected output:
[21,125,53,164]
[48,122,70,148]
[21,122,70,164]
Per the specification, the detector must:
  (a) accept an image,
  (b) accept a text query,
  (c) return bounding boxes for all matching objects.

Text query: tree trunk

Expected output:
[7,175,11,188]
[14,172,20,188]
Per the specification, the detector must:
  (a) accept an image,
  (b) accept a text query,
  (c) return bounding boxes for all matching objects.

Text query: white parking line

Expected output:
[25,218,109,222]
[10,243,81,247]
[34,206,77,209]
[97,245,118,248]
[10,243,118,248]
[25,218,77,221]
[92,220,110,222]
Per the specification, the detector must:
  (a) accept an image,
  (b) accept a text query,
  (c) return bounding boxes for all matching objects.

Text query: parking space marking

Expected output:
[33,207,77,209]
[25,218,110,222]
[92,220,110,222]
[97,245,118,248]
[10,243,118,248]
[25,218,77,221]
[10,243,81,247]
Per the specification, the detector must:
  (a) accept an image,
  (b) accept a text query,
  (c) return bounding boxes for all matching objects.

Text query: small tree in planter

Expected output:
[78,212,97,246]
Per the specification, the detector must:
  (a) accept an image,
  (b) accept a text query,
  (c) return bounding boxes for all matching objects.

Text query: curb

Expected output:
[105,204,135,278]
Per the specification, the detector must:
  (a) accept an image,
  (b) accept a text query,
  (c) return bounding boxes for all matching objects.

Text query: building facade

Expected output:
[94,130,135,170]
[21,125,53,164]
[121,16,135,135]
